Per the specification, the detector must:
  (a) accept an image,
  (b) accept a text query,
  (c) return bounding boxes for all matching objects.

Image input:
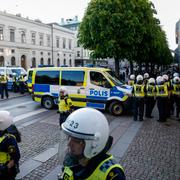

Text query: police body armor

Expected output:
[133,84,145,98]
[146,84,155,97]
[59,155,124,180]
[156,85,168,97]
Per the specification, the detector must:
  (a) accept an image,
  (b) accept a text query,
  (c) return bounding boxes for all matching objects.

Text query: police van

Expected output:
[27,68,34,93]
[31,67,132,115]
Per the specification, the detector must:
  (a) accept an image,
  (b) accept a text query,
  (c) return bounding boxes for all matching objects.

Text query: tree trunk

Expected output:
[115,58,120,77]
[130,61,133,74]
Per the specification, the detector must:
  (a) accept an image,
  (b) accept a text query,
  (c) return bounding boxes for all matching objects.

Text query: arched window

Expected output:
[48,58,51,65]
[32,57,36,67]
[11,56,16,66]
[64,59,66,65]
[0,56,4,66]
[69,59,72,66]
[57,58,60,67]
[40,58,44,65]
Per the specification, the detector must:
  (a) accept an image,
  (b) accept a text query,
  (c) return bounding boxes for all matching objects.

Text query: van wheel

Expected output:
[42,97,54,109]
[109,101,123,116]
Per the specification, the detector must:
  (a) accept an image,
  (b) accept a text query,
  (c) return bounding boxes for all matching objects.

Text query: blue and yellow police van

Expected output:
[31,67,132,115]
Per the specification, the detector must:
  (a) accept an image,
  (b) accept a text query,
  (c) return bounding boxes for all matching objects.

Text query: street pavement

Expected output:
[1,92,180,180]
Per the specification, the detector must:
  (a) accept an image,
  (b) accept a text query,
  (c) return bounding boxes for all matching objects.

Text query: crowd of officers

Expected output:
[0,72,27,99]
[127,72,180,122]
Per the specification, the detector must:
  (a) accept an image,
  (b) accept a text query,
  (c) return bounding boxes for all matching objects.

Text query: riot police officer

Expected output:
[128,74,135,86]
[145,78,156,118]
[0,72,9,99]
[171,76,180,120]
[156,76,169,122]
[0,110,21,180]
[58,108,126,180]
[132,75,146,121]
[58,87,74,127]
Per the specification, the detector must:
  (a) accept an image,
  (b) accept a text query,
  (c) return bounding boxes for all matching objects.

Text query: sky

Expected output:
[0,0,179,50]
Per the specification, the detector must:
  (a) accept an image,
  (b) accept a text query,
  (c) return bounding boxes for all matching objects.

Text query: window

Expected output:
[35,71,60,85]
[57,58,60,67]
[61,71,84,86]
[32,58,36,67]
[64,59,66,65]
[69,39,72,49]
[40,58,44,65]
[69,59,72,66]
[31,32,36,45]
[28,70,33,81]
[48,58,51,65]
[63,38,66,49]
[21,31,26,43]
[47,35,50,47]
[90,71,111,88]
[0,27,4,40]
[39,34,44,46]
[10,29,15,42]
[56,37,60,48]
[11,57,16,66]
[77,51,80,57]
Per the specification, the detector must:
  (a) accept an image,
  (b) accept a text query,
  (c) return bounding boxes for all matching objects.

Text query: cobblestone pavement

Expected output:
[2,92,180,180]
[121,118,180,180]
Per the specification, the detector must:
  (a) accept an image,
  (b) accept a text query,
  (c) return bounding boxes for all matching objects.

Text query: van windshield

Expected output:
[104,71,123,86]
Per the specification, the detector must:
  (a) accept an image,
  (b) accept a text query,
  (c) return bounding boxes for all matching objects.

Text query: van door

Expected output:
[86,70,112,109]
[61,70,86,107]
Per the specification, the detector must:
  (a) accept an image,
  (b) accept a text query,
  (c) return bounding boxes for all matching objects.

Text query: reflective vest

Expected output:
[133,84,145,97]
[128,80,134,86]
[0,134,11,164]
[19,76,24,82]
[156,85,168,97]
[0,75,8,83]
[146,84,155,97]
[172,84,180,95]
[58,97,73,112]
[61,155,124,180]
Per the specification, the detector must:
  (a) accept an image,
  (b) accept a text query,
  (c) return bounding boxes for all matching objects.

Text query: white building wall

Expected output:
[0,11,75,69]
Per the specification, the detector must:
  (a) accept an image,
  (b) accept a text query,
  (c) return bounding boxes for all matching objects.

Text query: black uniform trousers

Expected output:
[0,83,9,99]
[133,97,144,121]
[145,96,156,117]
[157,97,168,122]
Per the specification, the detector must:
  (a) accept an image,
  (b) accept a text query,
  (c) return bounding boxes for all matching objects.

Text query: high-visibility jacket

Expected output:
[0,75,8,84]
[58,96,73,113]
[0,134,15,164]
[156,84,168,97]
[133,84,145,97]
[146,84,155,97]
[61,155,124,180]
[172,84,180,95]
[128,80,134,86]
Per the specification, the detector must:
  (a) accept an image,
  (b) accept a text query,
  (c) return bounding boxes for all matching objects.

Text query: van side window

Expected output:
[61,71,84,86]
[90,71,111,88]
[35,71,59,85]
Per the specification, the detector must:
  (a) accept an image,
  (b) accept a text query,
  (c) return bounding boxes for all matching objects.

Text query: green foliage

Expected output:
[78,0,173,74]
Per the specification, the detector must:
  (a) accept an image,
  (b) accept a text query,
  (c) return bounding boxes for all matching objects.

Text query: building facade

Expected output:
[0,11,75,70]
[175,19,180,64]
[60,16,92,66]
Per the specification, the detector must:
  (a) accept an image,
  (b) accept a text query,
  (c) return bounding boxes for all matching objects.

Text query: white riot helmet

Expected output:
[148,78,155,85]
[130,74,135,80]
[136,75,143,82]
[173,72,179,77]
[173,76,180,84]
[0,111,13,131]
[0,71,5,76]
[156,76,163,84]
[162,74,169,81]
[13,73,16,76]
[144,73,149,79]
[62,108,109,159]
[60,87,68,96]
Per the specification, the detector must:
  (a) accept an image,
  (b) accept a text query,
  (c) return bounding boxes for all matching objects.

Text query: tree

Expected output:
[78,0,156,76]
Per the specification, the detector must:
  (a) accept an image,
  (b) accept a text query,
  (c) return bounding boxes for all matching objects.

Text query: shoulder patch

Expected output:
[99,159,116,172]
